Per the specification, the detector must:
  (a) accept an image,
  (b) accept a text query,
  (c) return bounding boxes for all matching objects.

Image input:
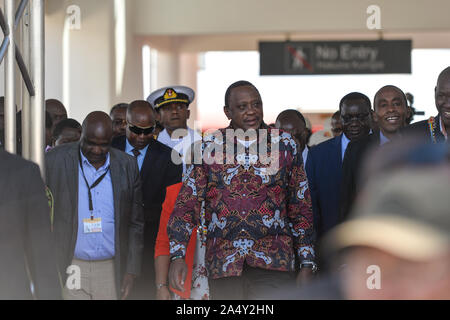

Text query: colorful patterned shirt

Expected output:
[167,125,315,279]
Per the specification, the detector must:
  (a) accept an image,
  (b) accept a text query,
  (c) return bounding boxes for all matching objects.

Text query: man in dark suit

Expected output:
[403,66,450,143]
[45,111,144,300]
[0,149,61,299]
[340,85,409,222]
[111,100,182,299]
[305,92,371,271]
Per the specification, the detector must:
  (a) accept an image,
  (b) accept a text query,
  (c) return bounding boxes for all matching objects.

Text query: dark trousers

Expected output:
[209,264,295,300]
[129,223,158,300]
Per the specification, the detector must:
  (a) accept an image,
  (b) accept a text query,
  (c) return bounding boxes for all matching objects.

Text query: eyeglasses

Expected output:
[341,113,370,124]
[127,122,155,135]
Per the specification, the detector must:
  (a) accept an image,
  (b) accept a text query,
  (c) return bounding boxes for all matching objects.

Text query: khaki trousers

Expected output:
[63,258,117,300]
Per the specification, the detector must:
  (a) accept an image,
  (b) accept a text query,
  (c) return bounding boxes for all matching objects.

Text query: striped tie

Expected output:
[132,148,140,158]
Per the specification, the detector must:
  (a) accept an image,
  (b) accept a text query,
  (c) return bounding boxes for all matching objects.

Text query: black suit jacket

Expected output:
[0,149,61,299]
[402,114,447,143]
[339,131,381,222]
[111,136,182,224]
[45,142,144,297]
[305,135,343,240]
[111,136,182,296]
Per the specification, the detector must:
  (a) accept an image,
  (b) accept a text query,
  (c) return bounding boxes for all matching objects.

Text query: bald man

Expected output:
[403,66,450,143]
[46,99,68,129]
[111,101,182,299]
[331,111,343,138]
[275,109,310,170]
[45,111,144,300]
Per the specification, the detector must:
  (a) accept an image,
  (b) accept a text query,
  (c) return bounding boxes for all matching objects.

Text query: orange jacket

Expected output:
[154,183,197,299]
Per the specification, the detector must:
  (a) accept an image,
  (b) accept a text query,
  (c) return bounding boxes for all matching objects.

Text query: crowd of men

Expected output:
[0,66,449,300]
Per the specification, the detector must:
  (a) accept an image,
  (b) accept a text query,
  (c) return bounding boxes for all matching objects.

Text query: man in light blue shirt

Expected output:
[45,111,144,300]
[74,152,115,261]
[306,92,372,272]
[341,132,351,161]
[125,138,149,171]
[110,101,183,299]
[122,102,154,172]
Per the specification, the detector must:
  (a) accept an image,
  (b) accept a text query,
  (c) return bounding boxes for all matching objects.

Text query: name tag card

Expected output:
[83,218,103,233]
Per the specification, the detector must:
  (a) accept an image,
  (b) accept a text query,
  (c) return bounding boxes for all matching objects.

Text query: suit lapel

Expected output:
[118,136,126,151]
[65,143,80,215]
[335,135,343,167]
[372,130,381,145]
[434,114,446,143]
[140,139,159,181]
[109,150,122,233]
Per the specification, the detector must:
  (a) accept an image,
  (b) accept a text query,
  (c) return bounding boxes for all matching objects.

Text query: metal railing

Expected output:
[0,0,45,176]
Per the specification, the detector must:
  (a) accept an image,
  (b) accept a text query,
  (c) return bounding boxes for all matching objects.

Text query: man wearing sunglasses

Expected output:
[305,92,372,273]
[111,100,182,299]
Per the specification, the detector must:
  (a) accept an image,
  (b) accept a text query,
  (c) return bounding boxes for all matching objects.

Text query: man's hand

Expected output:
[168,258,187,292]
[121,273,136,300]
[156,285,171,300]
[296,267,314,287]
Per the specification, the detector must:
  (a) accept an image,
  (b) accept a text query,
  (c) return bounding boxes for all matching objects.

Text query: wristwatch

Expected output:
[156,283,168,290]
[300,261,318,273]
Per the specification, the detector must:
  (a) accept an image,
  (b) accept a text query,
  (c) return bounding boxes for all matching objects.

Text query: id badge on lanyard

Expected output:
[79,149,109,234]
[83,217,103,233]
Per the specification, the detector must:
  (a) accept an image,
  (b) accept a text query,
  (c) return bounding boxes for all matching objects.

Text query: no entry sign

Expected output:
[259,40,412,75]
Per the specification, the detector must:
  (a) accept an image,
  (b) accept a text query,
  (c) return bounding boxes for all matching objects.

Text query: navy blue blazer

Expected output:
[305,135,343,241]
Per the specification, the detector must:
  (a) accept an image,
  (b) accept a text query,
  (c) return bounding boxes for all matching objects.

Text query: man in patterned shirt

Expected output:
[167,80,315,300]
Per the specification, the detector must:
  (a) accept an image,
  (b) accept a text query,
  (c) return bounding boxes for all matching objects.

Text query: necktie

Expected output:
[132,148,141,158]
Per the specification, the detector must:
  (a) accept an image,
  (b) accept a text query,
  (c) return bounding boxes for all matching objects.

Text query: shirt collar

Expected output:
[341,133,350,145]
[162,128,191,142]
[302,145,309,162]
[225,122,271,146]
[80,149,110,171]
[379,131,390,146]
[125,138,149,155]
[341,133,351,160]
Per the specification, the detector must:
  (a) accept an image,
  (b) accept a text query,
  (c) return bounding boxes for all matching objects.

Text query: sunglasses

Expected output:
[127,122,155,135]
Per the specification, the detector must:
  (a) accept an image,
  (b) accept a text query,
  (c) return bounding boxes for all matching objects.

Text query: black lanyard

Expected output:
[78,150,110,218]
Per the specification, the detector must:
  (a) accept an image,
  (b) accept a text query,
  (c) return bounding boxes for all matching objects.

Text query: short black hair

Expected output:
[110,103,129,116]
[52,118,81,140]
[224,80,260,107]
[339,92,371,112]
[332,110,341,120]
[373,85,408,110]
[276,109,307,127]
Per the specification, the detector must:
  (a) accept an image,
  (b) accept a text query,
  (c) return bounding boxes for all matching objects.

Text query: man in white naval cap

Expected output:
[147,86,202,176]
[148,86,208,300]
